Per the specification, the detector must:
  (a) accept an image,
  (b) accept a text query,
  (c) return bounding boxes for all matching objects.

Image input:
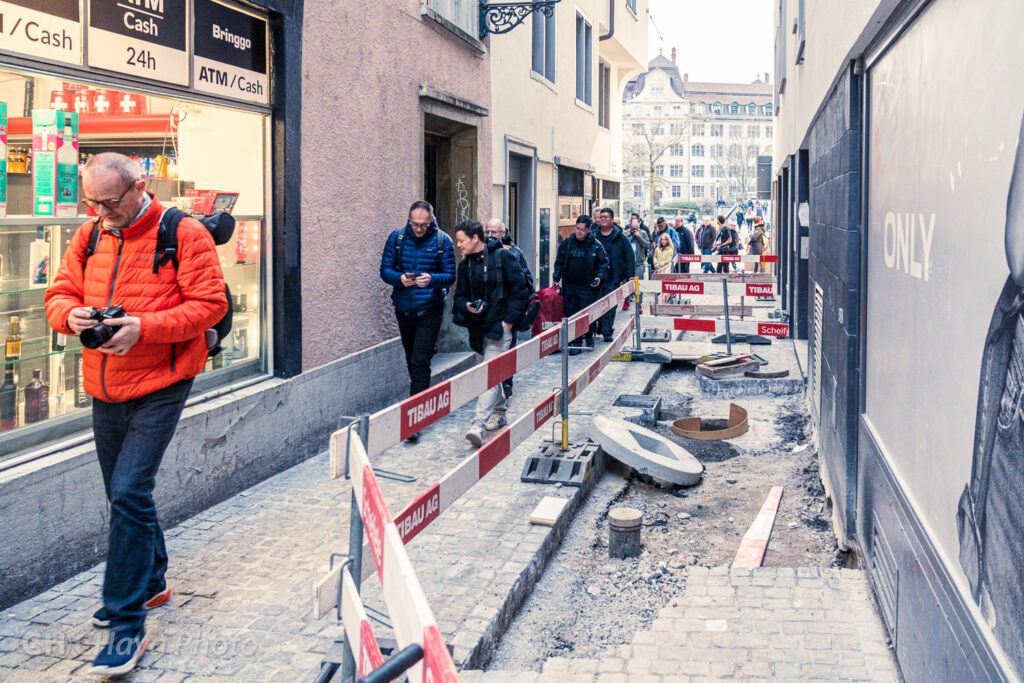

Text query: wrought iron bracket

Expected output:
[479,1,562,39]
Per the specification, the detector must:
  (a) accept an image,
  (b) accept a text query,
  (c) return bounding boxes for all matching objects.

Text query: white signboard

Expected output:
[87,0,188,86]
[0,0,82,65]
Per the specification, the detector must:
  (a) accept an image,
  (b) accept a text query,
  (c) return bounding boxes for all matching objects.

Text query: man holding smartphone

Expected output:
[379,200,457,443]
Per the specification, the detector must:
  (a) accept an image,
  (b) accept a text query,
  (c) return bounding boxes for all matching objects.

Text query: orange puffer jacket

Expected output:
[45,196,228,403]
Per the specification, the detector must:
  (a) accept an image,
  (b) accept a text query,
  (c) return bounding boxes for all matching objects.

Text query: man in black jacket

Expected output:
[673,216,696,273]
[453,220,531,447]
[554,216,610,354]
[593,208,635,342]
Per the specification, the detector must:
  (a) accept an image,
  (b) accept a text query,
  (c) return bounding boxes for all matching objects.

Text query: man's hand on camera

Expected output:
[98,316,141,356]
[415,273,432,288]
[67,307,98,334]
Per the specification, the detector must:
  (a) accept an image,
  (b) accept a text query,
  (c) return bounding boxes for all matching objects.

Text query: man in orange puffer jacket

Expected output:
[45,153,227,677]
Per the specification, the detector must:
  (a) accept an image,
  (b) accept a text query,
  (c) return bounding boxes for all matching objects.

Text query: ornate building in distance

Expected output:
[622,49,773,215]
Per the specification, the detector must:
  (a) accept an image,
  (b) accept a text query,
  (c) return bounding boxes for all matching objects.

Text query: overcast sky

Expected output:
[647,0,774,84]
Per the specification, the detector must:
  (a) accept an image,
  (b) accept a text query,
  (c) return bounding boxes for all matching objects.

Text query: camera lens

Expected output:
[80,323,115,349]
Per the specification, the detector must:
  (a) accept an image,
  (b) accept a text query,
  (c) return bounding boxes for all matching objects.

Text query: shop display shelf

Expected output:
[1,349,69,367]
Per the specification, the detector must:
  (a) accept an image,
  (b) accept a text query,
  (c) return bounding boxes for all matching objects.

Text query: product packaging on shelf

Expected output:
[31,110,79,217]
[0,101,7,217]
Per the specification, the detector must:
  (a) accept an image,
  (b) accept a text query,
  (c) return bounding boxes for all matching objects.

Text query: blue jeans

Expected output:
[701,247,714,273]
[93,379,193,636]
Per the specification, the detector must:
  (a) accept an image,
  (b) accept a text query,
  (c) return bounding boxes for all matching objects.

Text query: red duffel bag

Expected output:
[531,285,565,336]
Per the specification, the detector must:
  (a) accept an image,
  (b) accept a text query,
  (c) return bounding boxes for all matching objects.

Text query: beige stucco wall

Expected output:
[489,0,647,274]
[773,0,900,173]
[300,0,492,370]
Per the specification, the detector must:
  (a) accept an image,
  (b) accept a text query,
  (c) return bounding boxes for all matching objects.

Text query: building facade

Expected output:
[0,0,493,608]
[622,53,772,216]
[489,0,648,287]
[773,0,1024,680]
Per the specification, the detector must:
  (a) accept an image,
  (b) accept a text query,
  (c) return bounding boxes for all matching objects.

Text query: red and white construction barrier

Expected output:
[346,432,460,682]
[676,254,778,264]
[652,272,775,284]
[325,318,637,589]
[640,280,777,298]
[328,281,635,474]
[640,315,789,337]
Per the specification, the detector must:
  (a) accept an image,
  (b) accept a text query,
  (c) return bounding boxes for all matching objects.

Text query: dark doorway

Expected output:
[508,152,535,278]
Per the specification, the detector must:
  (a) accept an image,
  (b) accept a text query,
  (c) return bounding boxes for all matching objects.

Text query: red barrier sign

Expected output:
[538,328,560,357]
[572,316,591,340]
[359,620,385,676]
[677,254,702,263]
[534,396,556,430]
[721,255,740,263]
[746,283,774,297]
[400,382,452,441]
[672,318,717,332]
[362,466,388,580]
[756,323,790,337]
[422,626,459,683]
[395,483,441,544]
[662,281,705,295]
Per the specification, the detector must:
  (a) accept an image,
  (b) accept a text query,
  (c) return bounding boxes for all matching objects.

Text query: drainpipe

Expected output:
[599,0,614,40]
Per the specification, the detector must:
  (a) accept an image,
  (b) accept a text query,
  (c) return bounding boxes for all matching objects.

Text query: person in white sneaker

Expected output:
[452,220,531,447]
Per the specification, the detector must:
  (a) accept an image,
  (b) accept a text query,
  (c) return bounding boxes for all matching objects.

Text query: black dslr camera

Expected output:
[80,305,127,349]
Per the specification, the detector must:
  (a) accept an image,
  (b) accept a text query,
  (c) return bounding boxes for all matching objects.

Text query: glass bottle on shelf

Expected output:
[0,367,15,431]
[24,369,48,424]
[5,316,20,361]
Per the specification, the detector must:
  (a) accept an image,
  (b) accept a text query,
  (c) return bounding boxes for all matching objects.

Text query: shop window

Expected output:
[0,68,268,458]
[532,8,556,83]
[575,14,593,105]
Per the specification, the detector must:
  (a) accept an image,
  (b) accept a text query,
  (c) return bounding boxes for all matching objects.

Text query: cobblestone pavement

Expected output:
[0,327,658,681]
[465,567,901,683]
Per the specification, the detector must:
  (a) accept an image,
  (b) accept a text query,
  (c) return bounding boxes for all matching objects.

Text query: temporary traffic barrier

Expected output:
[328,282,635,473]
[639,315,789,338]
[676,253,778,264]
[640,280,777,298]
[316,280,638,683]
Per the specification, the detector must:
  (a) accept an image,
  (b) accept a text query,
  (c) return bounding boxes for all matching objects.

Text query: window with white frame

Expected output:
[669,144,685,157]
[764,103,774,116]
[651,85,664,98]
[575,13,593,105]
[671,185,681,198]
[746,103,757,115]
[425,0,476,38]
[709,166,718,178]
[691,185,705,198]
[669,164,683,177]
[633,184,642,198]
[670,123,685,135]
[696,102,707,114]
[766,125,773,138]
[728,103,740,115]
[655,165,664,176]
[729,124,742,136]
[692,123,705,136]
[531,8,556,82]
[748,125,759,138]
[692,165,705,178]
[598,61,611,128]
[626,0,637,14]
[711,124,723,137]
[711,143,724,157]
[691,143,705,157]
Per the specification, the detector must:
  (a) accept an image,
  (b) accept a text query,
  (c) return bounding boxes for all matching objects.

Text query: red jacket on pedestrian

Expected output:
[45,196,228,402]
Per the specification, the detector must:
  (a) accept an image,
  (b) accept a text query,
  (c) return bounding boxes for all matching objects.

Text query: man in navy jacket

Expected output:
[379,200,456,442]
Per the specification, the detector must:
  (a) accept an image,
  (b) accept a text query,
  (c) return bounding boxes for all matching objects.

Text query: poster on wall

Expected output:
[0,0,82,66]
[865,0,1024,671]
[87,0,189,86]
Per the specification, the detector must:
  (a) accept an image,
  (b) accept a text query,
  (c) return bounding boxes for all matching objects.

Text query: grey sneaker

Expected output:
[465,423,484,447]
[485,415,507,431]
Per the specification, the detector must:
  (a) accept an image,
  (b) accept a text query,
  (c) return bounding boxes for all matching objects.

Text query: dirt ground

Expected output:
[487,364,840,671]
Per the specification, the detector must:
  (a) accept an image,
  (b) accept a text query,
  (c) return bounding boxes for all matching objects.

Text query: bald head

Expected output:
[485,218,507,241]
[82,152,147,230]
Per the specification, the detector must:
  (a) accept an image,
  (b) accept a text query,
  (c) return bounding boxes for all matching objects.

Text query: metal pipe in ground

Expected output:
[560,317,569,451]
[609,507,643,558]
[722,278,733,356]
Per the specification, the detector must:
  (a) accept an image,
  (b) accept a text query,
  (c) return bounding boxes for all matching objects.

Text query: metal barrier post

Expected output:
[722,279,733,356]
[633,276,642,351]
[560,318,570,451]
[341,415,370,683]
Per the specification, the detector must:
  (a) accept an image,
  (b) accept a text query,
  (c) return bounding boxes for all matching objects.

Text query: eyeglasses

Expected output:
[82,182,136,210]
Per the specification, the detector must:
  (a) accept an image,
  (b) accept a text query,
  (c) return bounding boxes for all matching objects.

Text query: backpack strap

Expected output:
[154,208,187,273]
[393,230,405,272]
[83,220,101,258]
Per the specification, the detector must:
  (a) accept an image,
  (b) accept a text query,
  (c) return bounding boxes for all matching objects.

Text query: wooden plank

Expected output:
[312,563,342,620]
[529,496,570,526]
[732,486,784,569]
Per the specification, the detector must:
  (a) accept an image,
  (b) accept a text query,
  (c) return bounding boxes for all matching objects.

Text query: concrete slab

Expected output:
[590,416,704,487]
[695,337,804,397]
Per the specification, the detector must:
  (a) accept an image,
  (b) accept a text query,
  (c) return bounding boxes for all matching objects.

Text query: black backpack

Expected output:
[85,208,236,357]
[494,246,540,332]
